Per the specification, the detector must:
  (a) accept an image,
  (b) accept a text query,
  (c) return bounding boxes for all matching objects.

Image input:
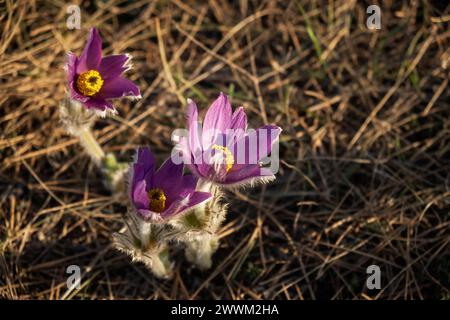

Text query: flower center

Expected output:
[147,188,166,213]
[76,70,104,96]
[211,144,234,172]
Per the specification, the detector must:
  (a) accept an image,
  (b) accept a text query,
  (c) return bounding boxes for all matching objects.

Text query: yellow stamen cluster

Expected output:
[212,144,234,172]
[147,188,166,213]
[76,70,104,96]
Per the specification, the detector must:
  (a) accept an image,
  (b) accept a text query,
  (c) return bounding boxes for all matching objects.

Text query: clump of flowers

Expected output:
[59,28,281,279]
[114,93,281,277]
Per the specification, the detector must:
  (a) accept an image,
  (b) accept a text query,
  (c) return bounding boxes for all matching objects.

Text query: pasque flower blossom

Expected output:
[130,147,211,222]
[66,28,140,113]
[180,93,281,187]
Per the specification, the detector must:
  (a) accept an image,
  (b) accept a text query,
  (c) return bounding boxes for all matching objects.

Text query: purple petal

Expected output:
[196,161,212,177]
[136,147,156,167]
[187,98,198,126]
[153,158,184,204]
[202,92,232,149]
[186,163,204,179]
[159,200,183,220]
[188,191,212,208]
[153,158,183,186]
[230,106,247,131]
[97,76,140,99]
[66,53,78,83]
[177,175,198,197]
[223,165,274,185]
[98,54,129,80]
[226,106,248,147]
[178,136,194,165]
[231,125,281,169]
[161,191,211,219]
[186,99,203,162]
[81,97,114,111]
[132,180,149,210]
[77,28,102,73]
[132,147,156,187]
[130,148,157,213]
[177,135,205,179]
[255,125,281,160]
[136,209,163,222]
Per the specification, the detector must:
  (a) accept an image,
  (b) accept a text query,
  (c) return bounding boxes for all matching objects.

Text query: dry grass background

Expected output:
[0,0,449,299]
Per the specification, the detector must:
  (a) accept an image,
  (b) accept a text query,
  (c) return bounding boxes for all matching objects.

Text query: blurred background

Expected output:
[0,0,449,299]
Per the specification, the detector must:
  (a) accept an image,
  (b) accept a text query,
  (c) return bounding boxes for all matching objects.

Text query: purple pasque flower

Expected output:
[66,28,140,114]
[180,93,282,187]
[130,147,211,222]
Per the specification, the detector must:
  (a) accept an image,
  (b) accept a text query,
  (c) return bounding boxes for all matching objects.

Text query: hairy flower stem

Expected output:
[78,127,127,192]
[149,248,173,279]
[185,234,218,270]
[60,98,105,165]
[76,126,105,165]
[60,98,128,192]
[114,215,173,279]
[137,223,173,279]
[139,222,156,248]
[182,180,224,270]
[70,121,126,192]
